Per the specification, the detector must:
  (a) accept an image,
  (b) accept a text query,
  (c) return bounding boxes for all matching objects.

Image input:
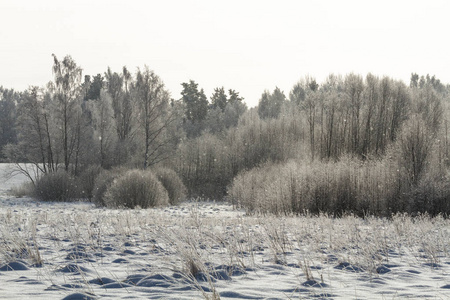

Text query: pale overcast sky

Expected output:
[1,0,449,107]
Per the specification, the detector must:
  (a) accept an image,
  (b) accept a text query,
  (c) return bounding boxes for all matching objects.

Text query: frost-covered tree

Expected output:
[0,87,18,160]
[257,87,286,119]
[134,67,174,168]
[211,87,228,111]
[181,80,208,123]
[48,54,84,173]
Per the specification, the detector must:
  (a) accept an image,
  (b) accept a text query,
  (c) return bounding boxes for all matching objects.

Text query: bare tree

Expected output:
[361,73,378,157]
[104,67,135,164]
[344,73,364,154]
[83,90,116,168]
[4,87,57,182]
[303,77,319,161]
[48,54,83,172]
[134,66,174,168]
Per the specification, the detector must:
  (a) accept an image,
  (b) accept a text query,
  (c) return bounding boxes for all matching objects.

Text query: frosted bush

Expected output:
[104,169,169,209]
[154,167,187,205]
[34,170,78,202]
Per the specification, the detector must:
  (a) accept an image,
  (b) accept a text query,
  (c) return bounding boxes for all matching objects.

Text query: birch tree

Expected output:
[48,54,83,172]
[134,67,173,168]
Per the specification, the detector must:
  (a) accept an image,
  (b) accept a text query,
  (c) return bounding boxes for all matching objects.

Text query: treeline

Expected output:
[0,55,247,209]
[1,54,450,216]
[0,55,246,175]
[173,73,450,216]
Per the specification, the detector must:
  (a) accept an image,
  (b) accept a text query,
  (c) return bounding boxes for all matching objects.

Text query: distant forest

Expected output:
[1,55,450,216]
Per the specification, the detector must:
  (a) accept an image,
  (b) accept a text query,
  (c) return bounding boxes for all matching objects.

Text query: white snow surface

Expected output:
[0,164,450,299]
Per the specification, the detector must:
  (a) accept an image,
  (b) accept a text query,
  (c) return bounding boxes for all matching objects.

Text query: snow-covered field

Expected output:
[1,164,450,299]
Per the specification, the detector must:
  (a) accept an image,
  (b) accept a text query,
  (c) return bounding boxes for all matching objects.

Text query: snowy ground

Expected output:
[1,165,450,299]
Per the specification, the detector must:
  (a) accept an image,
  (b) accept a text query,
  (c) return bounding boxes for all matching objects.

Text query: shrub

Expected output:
[77,165,102,200]
[154,168,187,205]
[104,169,169,209]
[92,167,127,207]
[174,110,306,200]
[407,174,450,216]
[398,116,433,185]
[229,161,294,215]
[228,157,403,217]
[34,170,78,202]
[9,181,34,198]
